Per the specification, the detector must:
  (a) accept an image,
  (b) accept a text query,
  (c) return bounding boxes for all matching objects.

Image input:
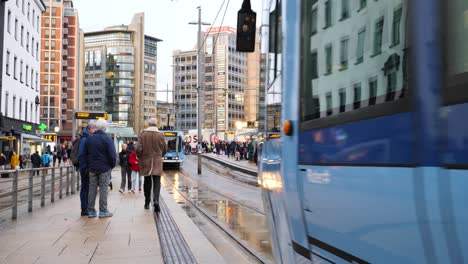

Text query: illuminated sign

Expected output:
[74,112,109,120]
[0,136,16,141]
[23,124,32,131]
[38,123,48,131]
[41,134,56,142]
[225,131,234,135]
[163,132,177,137]
[267,133,281,139]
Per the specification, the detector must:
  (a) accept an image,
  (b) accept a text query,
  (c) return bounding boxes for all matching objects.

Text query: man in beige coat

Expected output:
[136,118,167,212]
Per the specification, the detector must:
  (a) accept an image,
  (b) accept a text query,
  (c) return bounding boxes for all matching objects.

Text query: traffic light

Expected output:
[236,0,256,52]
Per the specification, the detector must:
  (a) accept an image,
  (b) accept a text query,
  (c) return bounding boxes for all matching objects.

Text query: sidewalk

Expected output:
[0,168,162,264]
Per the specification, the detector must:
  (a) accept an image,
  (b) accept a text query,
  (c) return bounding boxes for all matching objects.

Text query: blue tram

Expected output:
[161,131,184,169]
[256,0,468,263]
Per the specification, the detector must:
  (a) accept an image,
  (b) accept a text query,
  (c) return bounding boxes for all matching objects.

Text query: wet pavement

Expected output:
[163,159,274,263]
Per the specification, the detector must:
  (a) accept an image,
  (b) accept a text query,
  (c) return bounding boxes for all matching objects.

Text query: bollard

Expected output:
[71,167,75,195]
[66,167,70,196]
[12,170,18,220]
[51,167,55,203]
[41,169,46,207]
[59,167,63,199]
[28,170,34,212]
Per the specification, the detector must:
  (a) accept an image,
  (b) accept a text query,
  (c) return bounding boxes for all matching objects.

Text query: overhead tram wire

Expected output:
[194,0,227,56]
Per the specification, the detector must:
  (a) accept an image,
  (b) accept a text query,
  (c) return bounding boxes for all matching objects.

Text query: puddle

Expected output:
[164,172,274,263]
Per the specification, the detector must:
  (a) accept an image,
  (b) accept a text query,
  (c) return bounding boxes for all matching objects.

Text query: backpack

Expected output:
[70,137,82,166]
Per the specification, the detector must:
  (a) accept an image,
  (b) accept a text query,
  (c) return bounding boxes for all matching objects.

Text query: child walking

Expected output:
[128,150,141,193]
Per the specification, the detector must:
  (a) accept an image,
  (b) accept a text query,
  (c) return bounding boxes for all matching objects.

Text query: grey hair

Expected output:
[87,120,96,129]
[94,119,109,131]
[148,117,157,126]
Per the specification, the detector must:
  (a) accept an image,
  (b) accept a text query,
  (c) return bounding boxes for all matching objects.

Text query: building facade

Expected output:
[156,100,174,129]
[83,13,160,133]
[301,0,408,119]
[173,26,250,137]
[1,0,47,155]
[40,0,79,143]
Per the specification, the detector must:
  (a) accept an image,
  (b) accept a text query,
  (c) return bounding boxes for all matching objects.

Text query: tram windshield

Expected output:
[165,136,178,152]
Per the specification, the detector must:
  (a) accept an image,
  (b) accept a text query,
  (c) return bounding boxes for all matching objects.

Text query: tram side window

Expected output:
[300,0,409,123]
[444,0,468,104]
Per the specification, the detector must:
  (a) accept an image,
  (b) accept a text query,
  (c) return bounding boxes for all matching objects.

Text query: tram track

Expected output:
[163,169,271,264]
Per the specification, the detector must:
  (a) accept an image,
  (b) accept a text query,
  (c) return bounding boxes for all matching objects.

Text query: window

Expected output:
[6,51,10,75]
[36,16,39,32]
[51,18,56,25]
[30,103,33,122]
[311,8,318,35]
[324,0,332,28]
[373,18,384,55]
[9,95,13,118]
[25,65,29,86]
[51,29,56,37]
[326,92,332,116]
[25,100,28,121]
[359,0,367,10]
[392,8,402,46]
[21,0,24,14]
[20,25,24,46]
[340,38,349,70]
[386,71,397,101]
[32,9,35,27]
[311,51,318,79]
[44,51,49,59]
[45,40,49,47]
[356,28,366,64]
[369,77,378,105]
[26,32,29,51]
[36,43,39,60]
[13,56,17,79]
[353,83,362,109]
[27,2,30,20]
[339,88,346,112]
[52,7,57,14]
[20,61,23,82]
[325,44,333,74]
[50,63,55,70]
[51,41,56,48]
[45,18,50,25]
[45,29,50,36]
[31,38,34,57]
[35,73,38,90]
[340,0,349,20]
[14,19,18,40]
[31,69,34,88]
[7,10,11,33]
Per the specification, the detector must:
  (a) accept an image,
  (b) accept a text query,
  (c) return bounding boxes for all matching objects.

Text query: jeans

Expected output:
[131,171,140,190]
[80,169,89,210]
[88,170,111,213]
[120,166,132,191]
[143,175,161,206]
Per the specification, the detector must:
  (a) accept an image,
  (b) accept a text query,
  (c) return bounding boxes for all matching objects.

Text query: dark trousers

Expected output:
[32,164,41,176]
[120,166,132,191]
[143,175,161,206]
[80,169,89,210]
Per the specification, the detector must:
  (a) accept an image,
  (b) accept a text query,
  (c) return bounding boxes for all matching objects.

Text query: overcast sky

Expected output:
[74,0,262,101]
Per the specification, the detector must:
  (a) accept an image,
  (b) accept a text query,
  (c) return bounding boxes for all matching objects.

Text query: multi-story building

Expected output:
[245,30,261,128]
[173,26,250,137]
[156,100,174,129]
[143,35,161,124]
[301,0,408,119]
[40,0,79,143]
[83,13,161,133]
[1,0,47,154]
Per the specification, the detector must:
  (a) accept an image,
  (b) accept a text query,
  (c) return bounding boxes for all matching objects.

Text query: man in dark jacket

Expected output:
[81,119,116,218]
[136,118,166,212]
[77,121,96,216]
[118,143,132,194]
[31,151,41,175]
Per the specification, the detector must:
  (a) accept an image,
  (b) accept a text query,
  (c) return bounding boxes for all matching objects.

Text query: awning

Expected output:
[21,134,53,143]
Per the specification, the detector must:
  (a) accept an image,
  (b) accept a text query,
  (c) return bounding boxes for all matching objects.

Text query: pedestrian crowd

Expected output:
[186,139,260,164]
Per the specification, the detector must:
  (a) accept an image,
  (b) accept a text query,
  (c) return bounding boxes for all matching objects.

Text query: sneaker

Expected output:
[144,204,149,210]
[81,209,88,216]
[128,190,132,193]
[131,189,135,193]
[154,203,160,213]
[88,211,97,218]
[119,189,124,194]
[98,211,113,218]
[139,188,142,193]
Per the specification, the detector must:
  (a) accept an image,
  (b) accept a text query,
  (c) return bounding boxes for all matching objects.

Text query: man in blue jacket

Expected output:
[81,119,116,218]
[77,121,96,216]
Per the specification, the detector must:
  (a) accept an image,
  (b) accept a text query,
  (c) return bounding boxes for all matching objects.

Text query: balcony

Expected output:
[62,71,68,77]
[63,28,68,35]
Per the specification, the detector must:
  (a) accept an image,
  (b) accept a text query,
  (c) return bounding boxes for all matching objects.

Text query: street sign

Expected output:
[74,112,109,120]
[38,123,48,131]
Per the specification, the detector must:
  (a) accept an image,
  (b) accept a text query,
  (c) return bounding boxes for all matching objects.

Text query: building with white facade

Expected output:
[1,0,47,155]
[301,0,408,119]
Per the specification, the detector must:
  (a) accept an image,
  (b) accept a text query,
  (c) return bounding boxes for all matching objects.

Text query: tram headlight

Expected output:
[175,157,179,160]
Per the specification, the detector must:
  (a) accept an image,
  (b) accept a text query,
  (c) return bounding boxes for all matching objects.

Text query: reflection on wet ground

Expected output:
[163,171,274,263]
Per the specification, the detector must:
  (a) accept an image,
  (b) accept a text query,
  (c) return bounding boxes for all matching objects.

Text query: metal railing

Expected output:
[0,165,80,220]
